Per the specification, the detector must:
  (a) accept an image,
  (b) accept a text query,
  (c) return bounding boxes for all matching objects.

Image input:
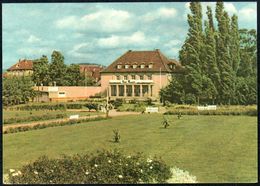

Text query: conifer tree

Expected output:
[179,2,204,104]
[230,15,240,73]
[215,2,235,104]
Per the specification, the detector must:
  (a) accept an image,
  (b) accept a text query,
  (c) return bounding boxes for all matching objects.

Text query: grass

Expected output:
[3,114,257,183]
[3,110,102,125]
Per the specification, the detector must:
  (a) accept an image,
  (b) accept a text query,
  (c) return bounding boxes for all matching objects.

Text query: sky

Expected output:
[2,2,257,69]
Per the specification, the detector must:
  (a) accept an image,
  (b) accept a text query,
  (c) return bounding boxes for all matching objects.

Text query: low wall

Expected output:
[34,86,102,102]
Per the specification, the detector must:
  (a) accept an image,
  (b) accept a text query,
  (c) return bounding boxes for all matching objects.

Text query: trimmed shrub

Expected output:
[4,113,67,125]
[4,116,109,134]
[164,105,257,116]
[8,149,172,184]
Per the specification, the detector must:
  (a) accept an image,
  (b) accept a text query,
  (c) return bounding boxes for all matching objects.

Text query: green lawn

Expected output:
[3,114,257,183]
[3,110,101,124]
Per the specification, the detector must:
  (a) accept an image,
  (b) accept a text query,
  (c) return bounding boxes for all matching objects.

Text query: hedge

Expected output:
[4,113,67,125]
[3,116,109,134]
[164,105,257,116]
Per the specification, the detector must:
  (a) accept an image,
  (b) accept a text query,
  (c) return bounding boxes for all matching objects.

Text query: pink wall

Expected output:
[34,86,102,101]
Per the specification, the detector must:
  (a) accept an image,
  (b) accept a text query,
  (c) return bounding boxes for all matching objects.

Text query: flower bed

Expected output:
[7,149,174,184]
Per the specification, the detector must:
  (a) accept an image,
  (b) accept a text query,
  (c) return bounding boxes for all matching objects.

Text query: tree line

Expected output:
[160,2,256,105]
[32,50,95,87]
[3,50,96,106]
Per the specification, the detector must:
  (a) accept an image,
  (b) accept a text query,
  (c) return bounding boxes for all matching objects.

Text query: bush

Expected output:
[4,116,109,134]
[8,149,172,184]
[85,103,99,111]
[164,105,257,116]
[4,113,67,125]
[112,99,123,109]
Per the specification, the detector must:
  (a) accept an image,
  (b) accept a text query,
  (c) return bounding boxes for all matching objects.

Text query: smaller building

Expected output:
[6,59,33,77]
[79,64,105,84]
[34,86,102,102]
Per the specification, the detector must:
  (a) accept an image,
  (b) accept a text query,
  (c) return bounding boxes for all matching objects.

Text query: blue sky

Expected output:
[3,2,257,69]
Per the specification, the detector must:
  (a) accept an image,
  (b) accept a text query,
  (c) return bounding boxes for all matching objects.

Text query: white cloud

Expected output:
[56,16,77,28]
[97,31,158,48]
[143,7,177,22]
[68,43,94,59]
[224,3,237,14]
[164,39,181,48]
[17,47,51,56]
[27,35,41,43]
[239,7,256,21]
[56,9,134,33]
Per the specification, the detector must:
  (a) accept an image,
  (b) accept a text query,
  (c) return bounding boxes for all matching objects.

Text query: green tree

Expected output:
[237,29,256,77]
[203,6,221,103]
[230,15,240,73]
[65,64,83,86]
[215,3,235,104]
[179,2,204,104]
[32,55,50,86]
[49,51,67,86]
[3,76,35,106]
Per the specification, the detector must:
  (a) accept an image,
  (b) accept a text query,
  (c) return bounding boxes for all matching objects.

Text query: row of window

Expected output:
[116,74,152,80]
[117,64,153,69]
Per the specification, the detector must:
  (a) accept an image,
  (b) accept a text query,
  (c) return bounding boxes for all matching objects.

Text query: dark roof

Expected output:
[7,59,33,71]
[101,49,183,73]
[79,64,105,80]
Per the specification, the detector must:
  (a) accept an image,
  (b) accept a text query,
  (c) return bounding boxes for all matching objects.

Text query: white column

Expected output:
[140,85,142,97]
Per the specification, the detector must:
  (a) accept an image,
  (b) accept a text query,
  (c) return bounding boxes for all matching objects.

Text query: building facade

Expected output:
[79,64,105,85]
[100,49,184,100]
[6,59,33,77]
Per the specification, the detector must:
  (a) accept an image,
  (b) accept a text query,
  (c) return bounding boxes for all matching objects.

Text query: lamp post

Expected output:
[106,87,109,118]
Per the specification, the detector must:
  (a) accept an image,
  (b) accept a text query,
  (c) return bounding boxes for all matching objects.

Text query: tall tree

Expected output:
[179,2,204,104]
[230,15,240,74]
[237,29,257,77]
[49,51,67,86]
[32,55,50,86]
[215,2,235,104]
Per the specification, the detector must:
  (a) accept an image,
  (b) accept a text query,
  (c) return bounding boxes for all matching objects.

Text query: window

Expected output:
[140,64,145,69]
[140,75,144,80]
[131,75,135,80]
[116,75,120,80]
[117,65,122,69]
[133,64,137,69]
[148,64,153,68]
[148,75,152,80]
[169,64,176,70]
[124,75,128,80]
[58,91,66,98]
[125,65,129,69]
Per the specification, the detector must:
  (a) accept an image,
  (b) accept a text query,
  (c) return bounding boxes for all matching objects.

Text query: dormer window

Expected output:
[117,65,122,69]
[169,64,176,70]
[133,64,137,69]
[148,63,153,68]
[125,64,129,69]
[140,64,145,69]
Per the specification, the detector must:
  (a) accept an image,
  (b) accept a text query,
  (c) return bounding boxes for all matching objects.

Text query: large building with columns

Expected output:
[100,49,184,100]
